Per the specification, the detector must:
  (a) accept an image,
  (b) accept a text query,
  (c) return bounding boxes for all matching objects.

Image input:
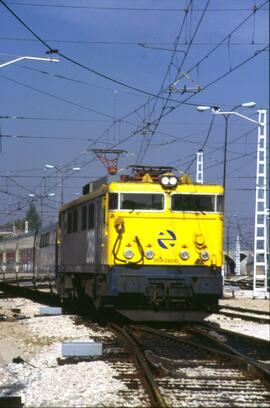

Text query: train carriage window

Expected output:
[217,195,224,213]
[72,209,78,233]
[39,232,50,247]
[120,193,164,211]
[88,203,95,229]
[171,194,215,212]
[81,206,87,230]
[109,193,118,210]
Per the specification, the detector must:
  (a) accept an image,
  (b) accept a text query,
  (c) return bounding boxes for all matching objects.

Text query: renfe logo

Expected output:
[158,230,176,249]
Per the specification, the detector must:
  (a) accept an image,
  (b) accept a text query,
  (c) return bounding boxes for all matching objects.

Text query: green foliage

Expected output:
[25,202,41,230]
[3,202,41,232]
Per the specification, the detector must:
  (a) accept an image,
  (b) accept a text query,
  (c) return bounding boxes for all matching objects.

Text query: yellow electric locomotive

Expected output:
[57,165,224,320]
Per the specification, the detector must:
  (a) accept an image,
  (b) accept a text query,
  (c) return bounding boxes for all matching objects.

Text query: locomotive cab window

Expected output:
[171,194,216,212]
[120,193,164,211]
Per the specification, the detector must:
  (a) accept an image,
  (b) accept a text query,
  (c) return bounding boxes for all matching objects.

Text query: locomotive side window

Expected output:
[171,194,215,212]
[81,206,87,230]
[109,193,118,210]
[88,203,95,229]
[120,193,164,211]
[72,209,78,233]
[67,211,72,233]
[217,195,224,213]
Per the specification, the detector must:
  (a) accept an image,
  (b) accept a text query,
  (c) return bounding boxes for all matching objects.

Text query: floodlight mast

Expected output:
[45,164,81,205]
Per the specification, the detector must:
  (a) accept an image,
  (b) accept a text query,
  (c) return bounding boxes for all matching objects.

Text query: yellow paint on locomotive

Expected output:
[106,182,224,267]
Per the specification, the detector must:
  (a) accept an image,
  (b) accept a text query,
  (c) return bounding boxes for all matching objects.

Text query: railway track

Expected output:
[1,285,269,406]
[112,324,270,407]
[185,324,270,371]
[218,305,270,324]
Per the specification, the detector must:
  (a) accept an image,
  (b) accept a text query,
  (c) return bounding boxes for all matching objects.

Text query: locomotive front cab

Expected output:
[106,166,224,310]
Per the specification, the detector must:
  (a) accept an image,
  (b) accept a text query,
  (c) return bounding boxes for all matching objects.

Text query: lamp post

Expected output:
[197,104,268,296]
[28,192,55,227]
[45,165,80,206]
[197,102,256,192]
[0,55,59,69]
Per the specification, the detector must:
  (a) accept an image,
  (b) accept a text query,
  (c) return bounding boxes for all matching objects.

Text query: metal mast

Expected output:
[196,149,204,184]
[253,109,268,298]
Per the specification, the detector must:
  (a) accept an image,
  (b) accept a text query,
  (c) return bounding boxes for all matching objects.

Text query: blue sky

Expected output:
[0,0,269,248]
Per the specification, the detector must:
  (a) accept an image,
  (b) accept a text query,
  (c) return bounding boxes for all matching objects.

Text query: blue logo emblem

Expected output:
[158,230,176,249]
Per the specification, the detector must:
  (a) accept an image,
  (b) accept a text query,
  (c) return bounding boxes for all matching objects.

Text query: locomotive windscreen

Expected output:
[171,194,218,212]
[109,192,164,210]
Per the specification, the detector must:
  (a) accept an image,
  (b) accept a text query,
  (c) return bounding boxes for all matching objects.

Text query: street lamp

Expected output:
[196,102,256,193]
[45,164,81,205]
[0,55,59,69]
[28,192,55,226]
[197,103,268,296]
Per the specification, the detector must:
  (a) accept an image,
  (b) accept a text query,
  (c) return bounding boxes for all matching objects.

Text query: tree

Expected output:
[25,202,41,230]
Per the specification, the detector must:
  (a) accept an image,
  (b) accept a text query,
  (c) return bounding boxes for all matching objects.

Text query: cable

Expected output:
[5,2,269,12]
[0,37,267,46]
[134,0,268,160]
[137,0,211,162]
[0,0,207,105]
[184,114,215,173]
[0,73,117,120]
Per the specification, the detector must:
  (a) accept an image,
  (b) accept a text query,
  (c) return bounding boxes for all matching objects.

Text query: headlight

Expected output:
[160,174,178,188]
[179,250,190,260]
[124,249,134,259]
[169,176,178,186]
[194,233,205,246]
[145,250,154,259]
[161,176,170,186]
[200,251,210,261]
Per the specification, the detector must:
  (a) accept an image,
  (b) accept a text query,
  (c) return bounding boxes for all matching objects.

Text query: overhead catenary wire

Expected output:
[134,0,268,161]
[138,12,203,162]
[0,37,268,46]
[0,0,213,104]
[4,2,269,12]
[0,0,268,222]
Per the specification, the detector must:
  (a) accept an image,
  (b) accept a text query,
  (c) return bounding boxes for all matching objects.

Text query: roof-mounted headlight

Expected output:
[160,173,178,188]
[169,176,178,186]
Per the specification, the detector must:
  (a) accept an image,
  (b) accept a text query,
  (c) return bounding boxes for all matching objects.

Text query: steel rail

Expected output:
[131,325,270,382]
[217,308,270,324]
[110,323,167,408]
[219,304,270,317]
[187,325,270,384]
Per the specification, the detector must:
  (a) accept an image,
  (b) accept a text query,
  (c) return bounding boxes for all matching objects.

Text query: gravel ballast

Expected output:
[0,292,269,407]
